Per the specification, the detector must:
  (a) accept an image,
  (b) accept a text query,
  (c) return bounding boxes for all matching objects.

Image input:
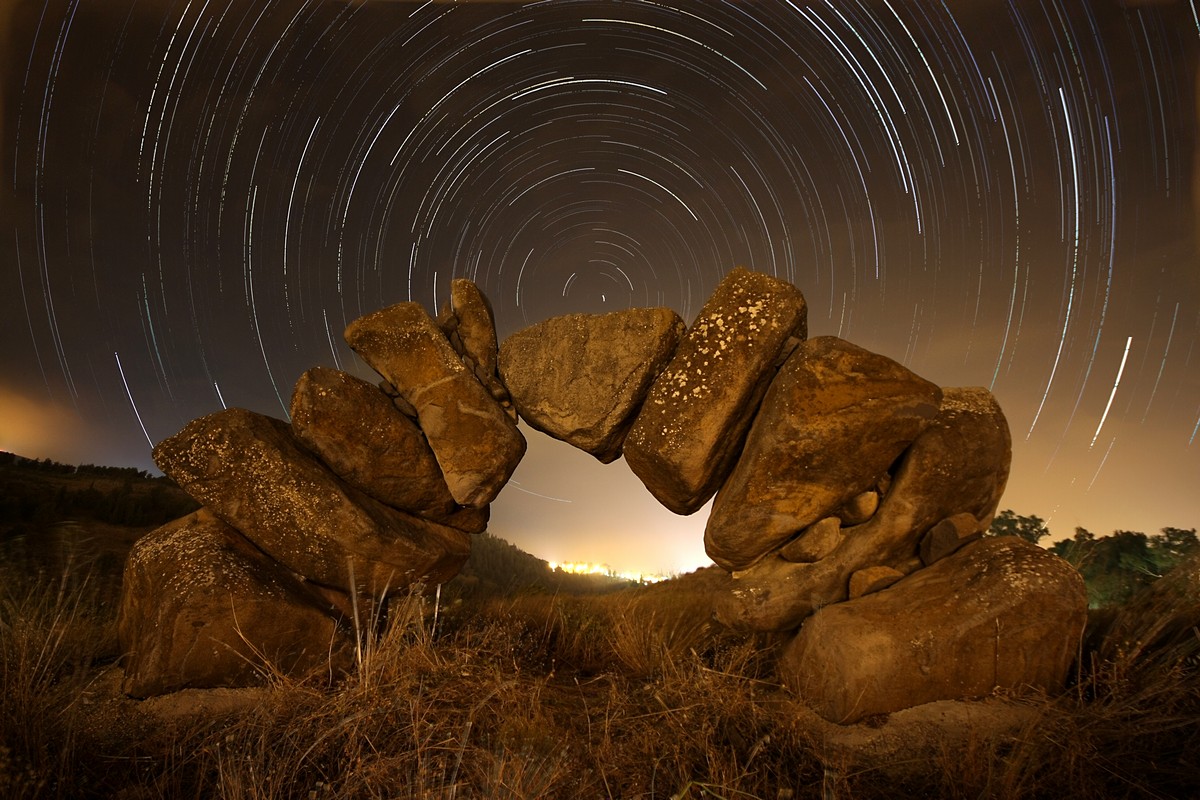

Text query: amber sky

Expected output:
[2,0,1198,574]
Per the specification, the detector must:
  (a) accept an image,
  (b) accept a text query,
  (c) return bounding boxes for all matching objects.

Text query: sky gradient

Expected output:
[2,0,1198,575]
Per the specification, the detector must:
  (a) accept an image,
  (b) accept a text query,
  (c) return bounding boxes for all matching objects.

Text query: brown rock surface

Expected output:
[779,517,843,563]
[713,386,1012,632]
[152,408,471,597]
[848,565,905,598]
[345,301,525,507]
[118,509,355,697]
[778,536,1087,724]
[498,307,685,463]
[623,267,808,514]
[437,278,514,418]
[705,337,942,570]
[919,512,985,566]
[290,366,457,520]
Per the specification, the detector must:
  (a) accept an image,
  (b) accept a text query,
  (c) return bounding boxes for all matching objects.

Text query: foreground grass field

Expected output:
[1,540,1198,799]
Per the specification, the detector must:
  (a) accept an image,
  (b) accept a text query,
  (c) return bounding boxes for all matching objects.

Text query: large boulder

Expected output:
[778,536,1088,724]
[290,367,457,521]
[713,387,1012,632]
[498,307,685,463]
[152,408,471,597]
[118,509,356,697]
[437,278,514,419]
[705,337,942,570]
[623,267,807,514]
[345,302,525,508]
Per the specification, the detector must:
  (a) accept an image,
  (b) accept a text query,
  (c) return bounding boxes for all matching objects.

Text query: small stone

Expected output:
[919,513,984,566]
[779,517,843,563]
[838,491,880,526]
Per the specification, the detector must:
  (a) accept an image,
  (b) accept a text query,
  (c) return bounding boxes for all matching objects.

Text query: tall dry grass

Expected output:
[1,557,1197,799]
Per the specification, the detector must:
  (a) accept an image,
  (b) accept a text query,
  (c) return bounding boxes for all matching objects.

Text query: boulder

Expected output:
[778,536,1087,724]
[118,509,356,697]
[712,387,1012,632]
[498,307,685,462]
[345,302,525,508]
[290,367,457,520]
[437,278,514,418]
[623,267,808,514]
[152,408,471,597]
[705,337,942,570]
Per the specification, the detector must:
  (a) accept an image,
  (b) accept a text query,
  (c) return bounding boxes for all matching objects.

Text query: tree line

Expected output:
[987,509,1198,608]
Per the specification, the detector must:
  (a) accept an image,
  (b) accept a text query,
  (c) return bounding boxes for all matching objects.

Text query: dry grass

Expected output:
[1,558,1198,799]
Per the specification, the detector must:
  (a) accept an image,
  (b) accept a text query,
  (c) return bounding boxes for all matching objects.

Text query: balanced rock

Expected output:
[437,278,514,418]
[623,267,808,514]
[153,408,471,597]
[498,307,685,463]
[290,367,457,521]
[778,536,1087,724]
[837,490,880,525]
[705,337,942,570]
[118,509,356,697]
[345,301,525,507]
[713,386,1012,632]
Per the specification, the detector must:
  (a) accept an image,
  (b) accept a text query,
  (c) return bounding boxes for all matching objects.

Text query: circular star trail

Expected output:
[2,0,1197,572]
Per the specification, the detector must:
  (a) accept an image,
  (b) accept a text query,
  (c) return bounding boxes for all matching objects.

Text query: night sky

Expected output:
[2,0,1198,575]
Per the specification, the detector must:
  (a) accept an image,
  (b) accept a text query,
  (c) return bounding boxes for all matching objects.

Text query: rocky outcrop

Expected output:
[711,386,1012,633]
[122,266,1080,719]
[152,408,471,598]
[118,510,356,698]
[778,537,1087,724]
[498,307,685,462]
[345,301,525,508]
[623,267,808,514]
[705,337,942,571]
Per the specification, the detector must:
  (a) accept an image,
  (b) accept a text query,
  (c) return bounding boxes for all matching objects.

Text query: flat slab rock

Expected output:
[290,366,458,521]
[118,509,355,697]
[152,407,471,597]
[778,536,1087,724]
[345,301,525,508]
[705,336,942,571]
[498,307,684,463]
[623,267,807,515]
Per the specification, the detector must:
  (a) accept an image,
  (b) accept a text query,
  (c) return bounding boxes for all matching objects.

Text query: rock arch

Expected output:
[118,268,1086,722]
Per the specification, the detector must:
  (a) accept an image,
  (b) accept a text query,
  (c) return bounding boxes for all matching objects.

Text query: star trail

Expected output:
[1,0,1197,573]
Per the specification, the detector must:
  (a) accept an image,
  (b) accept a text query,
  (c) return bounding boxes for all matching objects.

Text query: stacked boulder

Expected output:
[118,281,523,697]
[498,267,1084,722]
[119,267,1087,722]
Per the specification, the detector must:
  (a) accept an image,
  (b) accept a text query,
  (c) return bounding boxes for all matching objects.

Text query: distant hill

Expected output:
[0,451,199,531]
[0,452,632,597]
[449,531,639,598]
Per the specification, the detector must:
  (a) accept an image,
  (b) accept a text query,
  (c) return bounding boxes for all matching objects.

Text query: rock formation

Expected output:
[498,307,684,462]
[622,267,808,514]
[120,268,1086,722]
